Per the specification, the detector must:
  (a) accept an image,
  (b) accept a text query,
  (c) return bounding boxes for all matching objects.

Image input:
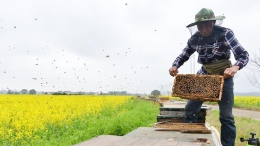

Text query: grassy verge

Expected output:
[206,110,260,145]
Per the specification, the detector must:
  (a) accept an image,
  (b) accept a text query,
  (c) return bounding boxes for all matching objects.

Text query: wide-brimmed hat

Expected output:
[186,8,225,28]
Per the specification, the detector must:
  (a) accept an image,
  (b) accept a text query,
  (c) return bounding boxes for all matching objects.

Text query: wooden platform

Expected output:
[75,127,218,146]
[75,134,182,146]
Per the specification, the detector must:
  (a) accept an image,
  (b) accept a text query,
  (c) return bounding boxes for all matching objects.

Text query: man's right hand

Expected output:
[169,66,178,77]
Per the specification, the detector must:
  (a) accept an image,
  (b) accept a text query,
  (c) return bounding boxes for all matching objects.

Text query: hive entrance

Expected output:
[172,74,224,101]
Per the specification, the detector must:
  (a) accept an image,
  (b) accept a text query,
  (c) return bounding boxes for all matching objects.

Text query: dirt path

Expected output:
[204,104,260,121]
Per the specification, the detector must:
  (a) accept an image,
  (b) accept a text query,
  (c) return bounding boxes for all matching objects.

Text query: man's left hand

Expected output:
[223,66,239,79]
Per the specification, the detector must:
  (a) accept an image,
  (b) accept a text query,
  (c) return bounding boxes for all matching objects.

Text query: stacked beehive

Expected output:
[156,74,220,123]
[157,105,211,123]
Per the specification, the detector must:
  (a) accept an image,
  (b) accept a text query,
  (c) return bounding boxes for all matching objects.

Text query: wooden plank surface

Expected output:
[74,135,197,146]
[109,137,140,146]
[176,141,202,146]
[74,135,179,146]
[75,135,122,146]
[124,127,215,146]
[152,139,178,146]
[126,138,159,146]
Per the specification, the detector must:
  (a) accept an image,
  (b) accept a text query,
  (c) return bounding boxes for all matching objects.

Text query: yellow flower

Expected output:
[0,95,131,143]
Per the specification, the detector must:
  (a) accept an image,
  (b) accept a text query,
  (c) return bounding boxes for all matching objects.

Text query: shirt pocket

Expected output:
[212,42,226,56]
[196,45,207,55]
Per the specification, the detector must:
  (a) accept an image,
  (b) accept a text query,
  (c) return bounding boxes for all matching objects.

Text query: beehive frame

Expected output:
[172,74,224,101]
[153,123,211,133]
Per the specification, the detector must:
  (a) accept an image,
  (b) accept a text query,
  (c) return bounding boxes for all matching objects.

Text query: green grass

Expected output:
[206,110,260,146]
[1,98,160,146]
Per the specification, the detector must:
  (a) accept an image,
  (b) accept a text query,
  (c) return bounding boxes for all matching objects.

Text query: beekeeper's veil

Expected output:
[186,8,225,35]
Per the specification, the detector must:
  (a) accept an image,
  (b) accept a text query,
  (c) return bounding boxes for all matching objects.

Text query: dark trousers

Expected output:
[184,78,236,146]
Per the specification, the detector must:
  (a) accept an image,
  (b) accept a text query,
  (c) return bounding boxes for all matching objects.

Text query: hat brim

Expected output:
[186,15,225,28]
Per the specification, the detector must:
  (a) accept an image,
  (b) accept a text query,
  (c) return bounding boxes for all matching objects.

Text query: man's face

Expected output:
[197,21,215,37]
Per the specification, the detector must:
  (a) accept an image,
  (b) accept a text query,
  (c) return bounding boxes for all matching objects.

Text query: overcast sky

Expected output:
[0,0,259,94]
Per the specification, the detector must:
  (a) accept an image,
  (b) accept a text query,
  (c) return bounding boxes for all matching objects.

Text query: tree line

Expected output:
[7,89,37,94]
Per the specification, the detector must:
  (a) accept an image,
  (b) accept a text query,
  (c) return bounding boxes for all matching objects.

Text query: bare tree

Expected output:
[164,82,173,96]
[160,82,173,96]
[247,49,260,89]
[159,85,164,96]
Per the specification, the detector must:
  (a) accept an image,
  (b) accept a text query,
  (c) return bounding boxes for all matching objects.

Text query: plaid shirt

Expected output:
[172,26,249,74]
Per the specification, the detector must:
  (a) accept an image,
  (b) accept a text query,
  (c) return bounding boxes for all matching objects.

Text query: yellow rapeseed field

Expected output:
[234,96,260,109]
[0,95,131,144]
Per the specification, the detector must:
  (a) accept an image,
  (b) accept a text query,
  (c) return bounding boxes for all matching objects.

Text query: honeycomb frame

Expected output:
[153,123,210,132]
[172,74,224,101]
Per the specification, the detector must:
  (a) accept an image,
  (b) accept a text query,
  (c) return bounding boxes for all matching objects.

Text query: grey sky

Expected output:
[0,0,259,93]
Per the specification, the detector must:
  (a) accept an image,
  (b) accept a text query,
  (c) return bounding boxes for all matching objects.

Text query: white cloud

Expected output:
[0,0,259,93]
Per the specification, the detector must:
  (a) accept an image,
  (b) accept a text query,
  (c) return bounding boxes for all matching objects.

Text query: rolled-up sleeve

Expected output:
[225,29,249,70]
[172,41,195,68]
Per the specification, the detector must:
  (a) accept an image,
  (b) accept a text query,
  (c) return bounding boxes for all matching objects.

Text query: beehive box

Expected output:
[172,74,224,101]
[157,115,206,123]
[158,97,170,103]
[160,106,209,117]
